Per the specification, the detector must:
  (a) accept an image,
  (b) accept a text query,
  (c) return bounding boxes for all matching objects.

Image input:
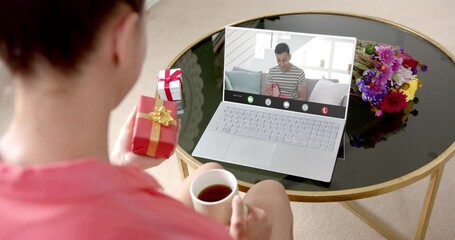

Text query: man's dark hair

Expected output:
[0,0,144,75]
[274,43,290,55]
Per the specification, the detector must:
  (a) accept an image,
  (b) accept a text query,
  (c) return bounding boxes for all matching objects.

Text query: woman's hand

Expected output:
[110,106,166,169]
[229,196,272,240]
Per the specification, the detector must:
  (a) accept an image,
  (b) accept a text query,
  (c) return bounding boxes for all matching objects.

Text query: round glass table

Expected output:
[168,13,455,239]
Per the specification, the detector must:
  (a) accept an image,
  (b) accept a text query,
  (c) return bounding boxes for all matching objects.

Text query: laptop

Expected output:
[192,26,356,182]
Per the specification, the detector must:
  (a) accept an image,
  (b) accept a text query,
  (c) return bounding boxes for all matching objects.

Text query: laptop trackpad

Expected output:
[224,137,274,168]
[192,131,233,160]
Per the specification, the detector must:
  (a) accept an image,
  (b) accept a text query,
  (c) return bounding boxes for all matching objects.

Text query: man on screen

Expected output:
[265,43,306,100]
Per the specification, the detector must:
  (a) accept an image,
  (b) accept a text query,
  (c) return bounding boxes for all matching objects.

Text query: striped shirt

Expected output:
[267,64,306,99]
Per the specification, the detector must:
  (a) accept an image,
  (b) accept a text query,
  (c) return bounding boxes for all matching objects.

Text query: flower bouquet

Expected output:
[352,40,427,117]
[346,40,427,148]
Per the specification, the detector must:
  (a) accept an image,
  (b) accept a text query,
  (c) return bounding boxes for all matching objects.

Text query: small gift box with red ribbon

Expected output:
[131,95,179,158]
[157,68,183,101]
[272,83,281,97]
[271,83,287,98]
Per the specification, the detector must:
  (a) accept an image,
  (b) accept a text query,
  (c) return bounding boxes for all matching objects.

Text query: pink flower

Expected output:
[391,56,403,72]
[378,67,393,84]
[375,45,395,66]
[379,91,408,113]
[371,81,387,95]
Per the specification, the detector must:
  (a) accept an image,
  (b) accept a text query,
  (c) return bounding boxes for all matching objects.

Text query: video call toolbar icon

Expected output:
[301,104,309,112]
[321,106,329,114]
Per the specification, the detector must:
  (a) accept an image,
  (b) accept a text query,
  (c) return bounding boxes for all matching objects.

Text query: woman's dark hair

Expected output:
[274,43,290,55]
[0,0,144,75]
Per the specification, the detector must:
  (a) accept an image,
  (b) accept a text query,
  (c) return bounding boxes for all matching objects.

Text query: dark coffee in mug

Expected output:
[197,184,232,202]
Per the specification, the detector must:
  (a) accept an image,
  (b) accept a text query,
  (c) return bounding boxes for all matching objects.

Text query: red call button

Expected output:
[321,106,329,114]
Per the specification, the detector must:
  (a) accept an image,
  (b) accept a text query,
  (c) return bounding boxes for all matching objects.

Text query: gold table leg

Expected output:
[176,154,190,179]
[342,164,445,240]
[415,165,444,240]
[341,201,404,239]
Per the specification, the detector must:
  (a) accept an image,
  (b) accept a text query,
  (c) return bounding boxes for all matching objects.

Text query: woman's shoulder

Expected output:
[0,158,232,240]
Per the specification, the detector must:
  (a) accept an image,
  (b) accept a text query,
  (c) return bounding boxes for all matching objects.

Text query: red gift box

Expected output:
[131,96,179,158]
[157,68,183,101]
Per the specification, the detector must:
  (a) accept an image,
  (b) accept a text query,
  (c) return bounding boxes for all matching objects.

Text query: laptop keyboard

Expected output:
[208,106,340,151]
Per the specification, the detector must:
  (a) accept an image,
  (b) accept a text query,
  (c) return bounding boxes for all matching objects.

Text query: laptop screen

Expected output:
[223,27,357,119]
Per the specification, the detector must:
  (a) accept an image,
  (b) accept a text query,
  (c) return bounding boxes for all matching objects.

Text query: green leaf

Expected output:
[365,44,375,55]
[353,71,362,80]
[354,62,369,71]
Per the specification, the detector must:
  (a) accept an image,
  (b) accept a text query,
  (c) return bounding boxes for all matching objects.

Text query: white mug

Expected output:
[190,169,239,225]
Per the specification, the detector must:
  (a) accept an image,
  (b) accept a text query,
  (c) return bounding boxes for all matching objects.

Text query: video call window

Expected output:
[224,27,356,107]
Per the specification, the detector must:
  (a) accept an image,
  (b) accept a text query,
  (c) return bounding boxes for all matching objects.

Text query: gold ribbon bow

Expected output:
[137,98,176,156]
[149,106,176,126]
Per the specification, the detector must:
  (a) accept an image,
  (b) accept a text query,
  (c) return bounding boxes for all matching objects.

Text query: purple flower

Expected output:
[371,79,388,95]
[361,92,370,101]
[356,78,364,86]
[391,57,403,72]
[375,45,395,66]
[411,68,418,75]
[377,67,393,84]
[398,47,405,53]
[360,84,370,93]
[421,65,428,72]
[363,69,376,77]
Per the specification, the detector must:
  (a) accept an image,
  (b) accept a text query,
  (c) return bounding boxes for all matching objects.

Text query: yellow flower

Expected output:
[400,76,421,102]
[402,100,414,122]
